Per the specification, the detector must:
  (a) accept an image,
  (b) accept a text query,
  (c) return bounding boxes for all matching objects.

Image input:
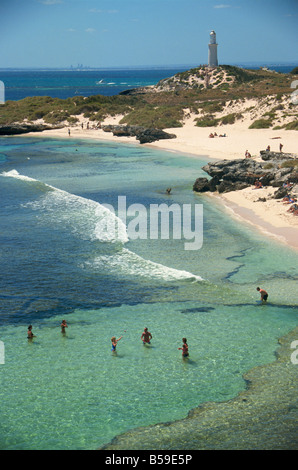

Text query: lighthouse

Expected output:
[208,30,218,67]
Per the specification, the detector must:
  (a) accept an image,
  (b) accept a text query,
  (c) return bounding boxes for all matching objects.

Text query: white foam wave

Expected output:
[2,169,37,182]
[2,170,203,283]
[86,248,203,282]
[2,169,128,244]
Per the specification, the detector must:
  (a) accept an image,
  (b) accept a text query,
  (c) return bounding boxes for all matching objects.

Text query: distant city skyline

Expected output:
[1,0,297,69]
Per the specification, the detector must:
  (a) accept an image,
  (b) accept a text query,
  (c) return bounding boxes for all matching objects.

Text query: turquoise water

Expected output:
[0,136,297,450]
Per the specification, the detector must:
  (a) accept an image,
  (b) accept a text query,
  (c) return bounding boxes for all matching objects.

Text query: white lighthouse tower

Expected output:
[208,30,218,67]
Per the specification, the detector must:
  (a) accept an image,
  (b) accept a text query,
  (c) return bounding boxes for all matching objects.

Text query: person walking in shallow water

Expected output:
[178,338,189,358]
[257,287,268,302]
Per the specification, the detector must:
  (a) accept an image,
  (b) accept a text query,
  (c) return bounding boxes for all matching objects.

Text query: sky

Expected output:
[0,0,297,68]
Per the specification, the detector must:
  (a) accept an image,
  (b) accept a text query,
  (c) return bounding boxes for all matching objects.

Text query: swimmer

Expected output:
[141,327,152,345]
[111,335,123,352]
[178,338,189,358]
[61,319,68,334]
[27,325,36,340]
[257,287,268,302]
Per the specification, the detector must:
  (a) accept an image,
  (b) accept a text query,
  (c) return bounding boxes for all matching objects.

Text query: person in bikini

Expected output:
[178,338,189,358]
[61,319,68,335]
[111,335,123,352]
[27,325,36,340]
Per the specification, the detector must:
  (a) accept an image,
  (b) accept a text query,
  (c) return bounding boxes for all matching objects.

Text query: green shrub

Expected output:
[195,116,218,127]
[284,120,298,130]
[280,160,298,168]
[249,118,272,129]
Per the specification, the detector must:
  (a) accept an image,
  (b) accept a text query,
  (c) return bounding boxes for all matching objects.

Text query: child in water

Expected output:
[111,335,123,352]
[178,338,189,358]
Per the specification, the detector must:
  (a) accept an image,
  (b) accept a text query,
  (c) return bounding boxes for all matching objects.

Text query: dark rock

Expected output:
[193,178,211,192]
[216,181,249,193]
[136,128,176,144]
[101,124,176,144]
[273,187,290,199]
[260,151,294,161]
[194,154,298,194]
[0,123,63,136]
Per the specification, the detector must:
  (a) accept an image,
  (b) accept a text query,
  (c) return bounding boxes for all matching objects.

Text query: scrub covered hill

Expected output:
[0,65,297,131]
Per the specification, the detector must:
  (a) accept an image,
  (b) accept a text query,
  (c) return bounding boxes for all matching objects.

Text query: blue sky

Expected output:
[1,0,297,68]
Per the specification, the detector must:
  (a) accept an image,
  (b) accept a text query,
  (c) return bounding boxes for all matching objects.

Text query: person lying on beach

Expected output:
[27,325,36,340]
[61,319,68,334]
[283,195,297,204]
[111,335,123,352]
[141,327,152,345]
[257,287,268,302]
[288,204,298,213]
[178,338,189,358]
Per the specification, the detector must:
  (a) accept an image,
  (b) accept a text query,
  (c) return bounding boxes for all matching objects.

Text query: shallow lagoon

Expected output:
[0,137,297,449]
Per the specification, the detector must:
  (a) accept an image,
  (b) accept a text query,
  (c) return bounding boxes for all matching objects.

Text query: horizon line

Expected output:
[0,61,297,72]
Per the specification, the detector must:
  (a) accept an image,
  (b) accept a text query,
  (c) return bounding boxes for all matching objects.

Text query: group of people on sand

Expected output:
[282,182,298,215]
[209,132,227,138]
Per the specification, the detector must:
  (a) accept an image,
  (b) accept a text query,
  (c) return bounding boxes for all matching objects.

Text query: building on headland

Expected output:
[208,30,218,67]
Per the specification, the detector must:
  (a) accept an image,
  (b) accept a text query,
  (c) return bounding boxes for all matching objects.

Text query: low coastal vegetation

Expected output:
[0,65,297,131]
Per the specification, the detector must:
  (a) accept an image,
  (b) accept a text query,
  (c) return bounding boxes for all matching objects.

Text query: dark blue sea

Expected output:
[0,64,296,102]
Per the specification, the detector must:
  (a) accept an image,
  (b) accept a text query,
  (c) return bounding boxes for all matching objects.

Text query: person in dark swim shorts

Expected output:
[257,287,268,302]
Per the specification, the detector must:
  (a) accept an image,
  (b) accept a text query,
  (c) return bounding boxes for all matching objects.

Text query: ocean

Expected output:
[0,136,297,450]
[0,64,296,101]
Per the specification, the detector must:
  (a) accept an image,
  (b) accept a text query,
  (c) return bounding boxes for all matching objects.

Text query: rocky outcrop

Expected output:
[0,123,63,136]
[101,124,176,144]
[193,153,298,194]
[260,151,294,161]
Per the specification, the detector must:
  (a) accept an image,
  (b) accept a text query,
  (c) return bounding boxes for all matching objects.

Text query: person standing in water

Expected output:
[27,325,36,340]
[178,338,189,358]
[141,327,152,345]
[257,287,268,302]
[61,319,68,335]
[111,335,123,353]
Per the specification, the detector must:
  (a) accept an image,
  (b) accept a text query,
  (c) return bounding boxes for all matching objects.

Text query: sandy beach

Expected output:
[30,109,298,250]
